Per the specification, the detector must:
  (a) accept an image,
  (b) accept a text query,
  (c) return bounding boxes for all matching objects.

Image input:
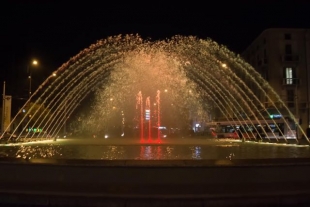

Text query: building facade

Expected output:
[242,28,310,132]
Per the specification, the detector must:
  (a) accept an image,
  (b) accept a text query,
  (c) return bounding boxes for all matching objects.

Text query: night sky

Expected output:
[1,0,310,98]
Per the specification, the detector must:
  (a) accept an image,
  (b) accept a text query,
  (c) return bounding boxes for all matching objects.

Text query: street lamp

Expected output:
[28,60,38,98]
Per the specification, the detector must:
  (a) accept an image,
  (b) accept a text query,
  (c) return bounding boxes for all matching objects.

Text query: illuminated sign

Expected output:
[145,109,150,120]
[26,128,43,133]
[270,114,282,119]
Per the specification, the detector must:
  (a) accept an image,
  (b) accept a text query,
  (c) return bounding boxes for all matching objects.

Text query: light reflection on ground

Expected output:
[0,137,309,160]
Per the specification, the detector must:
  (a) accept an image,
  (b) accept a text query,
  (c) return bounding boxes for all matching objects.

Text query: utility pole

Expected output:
[295,84,299,139]
[64,99,67,137]
[1,81,5,133]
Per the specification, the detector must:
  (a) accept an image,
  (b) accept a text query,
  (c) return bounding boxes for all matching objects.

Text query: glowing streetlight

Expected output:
[28,59,38,98]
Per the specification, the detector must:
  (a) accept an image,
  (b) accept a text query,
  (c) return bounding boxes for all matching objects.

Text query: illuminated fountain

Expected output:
[0,34,309,145]
[136,90,161,142]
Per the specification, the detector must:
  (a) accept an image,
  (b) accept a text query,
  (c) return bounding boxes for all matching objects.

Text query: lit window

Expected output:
[285,67,293,84]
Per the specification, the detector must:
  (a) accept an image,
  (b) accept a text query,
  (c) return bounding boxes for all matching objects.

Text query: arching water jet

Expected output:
[0,34,308,145]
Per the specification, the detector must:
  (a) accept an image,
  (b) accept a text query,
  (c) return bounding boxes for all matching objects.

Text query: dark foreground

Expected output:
[0,157,310,207]
[0,137,310,206]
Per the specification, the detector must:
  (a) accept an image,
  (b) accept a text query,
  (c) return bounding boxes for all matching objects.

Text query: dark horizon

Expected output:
[1,0,310,102]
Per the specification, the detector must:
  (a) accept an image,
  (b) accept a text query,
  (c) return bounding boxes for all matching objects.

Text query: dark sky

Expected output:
[1,0,310,97]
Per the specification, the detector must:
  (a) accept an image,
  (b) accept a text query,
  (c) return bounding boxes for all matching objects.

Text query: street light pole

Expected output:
[28,66,31,98]
[28,60,38,98]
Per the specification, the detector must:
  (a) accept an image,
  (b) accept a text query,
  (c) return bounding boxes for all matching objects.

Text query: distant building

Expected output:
[242,28,310,132]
